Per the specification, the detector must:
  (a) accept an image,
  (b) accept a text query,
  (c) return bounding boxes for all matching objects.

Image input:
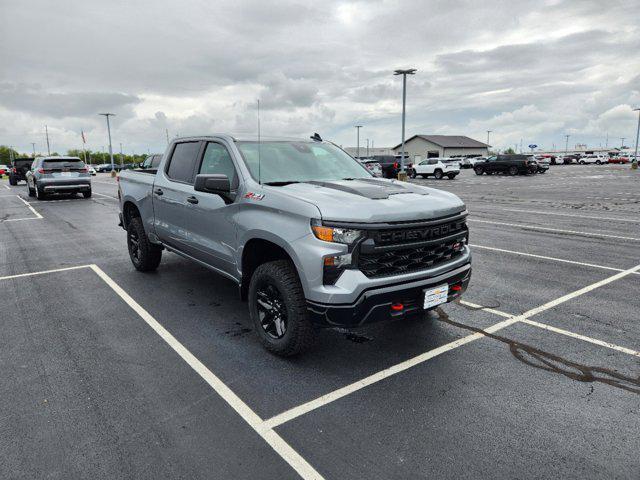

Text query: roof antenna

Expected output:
[257,98,261,184]
[311,132,322,142]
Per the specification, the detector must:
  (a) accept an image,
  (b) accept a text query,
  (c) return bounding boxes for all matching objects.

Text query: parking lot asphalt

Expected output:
[1,165,639,479]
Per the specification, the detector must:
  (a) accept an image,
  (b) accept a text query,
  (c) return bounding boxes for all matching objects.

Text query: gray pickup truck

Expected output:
[118,135,471,356]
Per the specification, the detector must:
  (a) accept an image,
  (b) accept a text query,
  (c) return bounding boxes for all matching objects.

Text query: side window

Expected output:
[428,159,437,165]
[199,143,237,185]
[166,142,200,183]
[151,155,163,168]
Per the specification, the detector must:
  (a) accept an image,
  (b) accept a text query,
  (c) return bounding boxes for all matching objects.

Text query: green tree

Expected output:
[0,145,20,164]
[503,147,516,154]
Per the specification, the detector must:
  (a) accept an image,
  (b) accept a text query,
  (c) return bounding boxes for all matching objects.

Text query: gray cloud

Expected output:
[0,0,639,154]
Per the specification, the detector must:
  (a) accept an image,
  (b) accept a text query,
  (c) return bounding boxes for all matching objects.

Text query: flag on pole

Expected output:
[81,130,86,144]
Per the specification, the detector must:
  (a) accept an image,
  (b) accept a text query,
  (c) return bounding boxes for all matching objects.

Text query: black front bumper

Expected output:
[307,264,471,328]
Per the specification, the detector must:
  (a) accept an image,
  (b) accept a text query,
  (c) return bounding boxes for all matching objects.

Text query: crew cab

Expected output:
[411,158,460,179]
[474,154,537,175]
[118,135,471,356]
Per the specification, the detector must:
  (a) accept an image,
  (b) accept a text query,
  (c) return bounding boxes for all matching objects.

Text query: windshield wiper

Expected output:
[263,181,300,186]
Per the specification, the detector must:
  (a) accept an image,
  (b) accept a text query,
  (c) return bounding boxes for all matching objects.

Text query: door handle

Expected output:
[186,196,199,204]
[154,188,163,196]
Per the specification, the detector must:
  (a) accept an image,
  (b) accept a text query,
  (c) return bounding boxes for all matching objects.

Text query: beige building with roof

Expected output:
[391,135,490,163]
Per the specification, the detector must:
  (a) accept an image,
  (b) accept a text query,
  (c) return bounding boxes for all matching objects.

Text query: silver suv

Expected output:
[27,156,92,200]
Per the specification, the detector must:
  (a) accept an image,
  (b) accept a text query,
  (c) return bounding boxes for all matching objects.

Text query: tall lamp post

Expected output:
[633,108,640,169]
[98,113,116,176]
[486,130,492,147]
[354,125,362,158]
[394,68,417,176]
[564,134,570,157]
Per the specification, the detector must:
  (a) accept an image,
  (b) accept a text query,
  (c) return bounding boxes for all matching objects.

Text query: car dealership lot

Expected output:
[1,166,639,479]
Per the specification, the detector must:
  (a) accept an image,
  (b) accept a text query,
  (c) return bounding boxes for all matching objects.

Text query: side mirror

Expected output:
[194,174,231,194]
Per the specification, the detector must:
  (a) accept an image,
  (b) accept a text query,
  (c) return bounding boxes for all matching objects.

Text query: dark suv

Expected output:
[474,154,537,176]
[8,158,34,185]
[370,155,412,178]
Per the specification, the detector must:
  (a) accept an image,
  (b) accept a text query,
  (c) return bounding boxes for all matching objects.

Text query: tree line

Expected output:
[0,145,149,165]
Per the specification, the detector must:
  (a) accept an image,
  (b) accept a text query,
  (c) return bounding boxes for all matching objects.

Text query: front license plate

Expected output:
[424,284,449,309]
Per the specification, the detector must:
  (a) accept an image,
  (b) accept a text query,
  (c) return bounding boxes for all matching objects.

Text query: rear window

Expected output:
[43,159,85,170]
[13,159,33,168]
[166,142,200,183]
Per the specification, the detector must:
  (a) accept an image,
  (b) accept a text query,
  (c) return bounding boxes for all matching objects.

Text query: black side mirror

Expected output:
[194,174,231,194]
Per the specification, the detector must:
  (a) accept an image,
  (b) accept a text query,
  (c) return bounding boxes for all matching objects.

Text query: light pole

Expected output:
[564,134,570,157]
[354,125,362,158]
[486,130,492,147]
[120,142,124,166]
[366,138,369,157]
[633,108,640,168]
[98,113,116,176]
[31,143,36,157]
[394,68,417,175]
[45,125,51,155]
[620,137,625,149]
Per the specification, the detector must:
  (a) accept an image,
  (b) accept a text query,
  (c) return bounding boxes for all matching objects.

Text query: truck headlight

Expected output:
[311,220,362,245]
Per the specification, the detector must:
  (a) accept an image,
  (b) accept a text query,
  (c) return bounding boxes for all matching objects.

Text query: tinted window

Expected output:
[199,143,236,183]
[166,142,200,183]
[151,155,163,168]
[43,159,85,169]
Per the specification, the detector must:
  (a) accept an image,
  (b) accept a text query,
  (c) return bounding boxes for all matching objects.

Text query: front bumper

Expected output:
[307,262,471,328]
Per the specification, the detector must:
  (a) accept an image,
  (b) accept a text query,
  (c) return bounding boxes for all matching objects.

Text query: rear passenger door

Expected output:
[152,141,202,252]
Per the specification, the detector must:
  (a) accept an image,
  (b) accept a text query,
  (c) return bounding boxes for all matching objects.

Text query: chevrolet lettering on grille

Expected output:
[375,221,463,245]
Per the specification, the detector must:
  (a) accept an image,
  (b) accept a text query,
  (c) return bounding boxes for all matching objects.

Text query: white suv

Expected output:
[578,155,606,165]
[411,158,460,180]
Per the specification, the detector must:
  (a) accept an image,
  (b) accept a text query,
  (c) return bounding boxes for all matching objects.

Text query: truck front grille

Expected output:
[356,214,468,278]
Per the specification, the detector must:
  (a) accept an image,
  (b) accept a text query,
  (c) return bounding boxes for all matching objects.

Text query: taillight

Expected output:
[37,168,45,174]
[393,162,398,169]
[81,167,88,173]
[12,168,17,173]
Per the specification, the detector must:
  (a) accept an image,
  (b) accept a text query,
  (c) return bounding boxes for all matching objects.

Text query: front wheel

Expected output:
[596,160,601,165]
[127,216,162,271]
[248,260,314,356]
[83,189,92,198]
[474,166,484,175]
[508,165,519,176]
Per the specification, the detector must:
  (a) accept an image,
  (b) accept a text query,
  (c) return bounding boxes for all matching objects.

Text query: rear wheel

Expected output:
[596,160,601,165]
[410,170,417,179]
[127,216,162,271]
[35,182,46,200]
[434,169,443,179]
[474,166,484,175]
[248,260,314,356]
[579,160,585,165]
[447,173,456,179]
[83,189,92,198]
[9,176,17,186]
[508,165,519,176]
[27,181,35,197]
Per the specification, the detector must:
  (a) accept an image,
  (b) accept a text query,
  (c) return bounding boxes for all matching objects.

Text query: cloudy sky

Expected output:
[1,0,639,155]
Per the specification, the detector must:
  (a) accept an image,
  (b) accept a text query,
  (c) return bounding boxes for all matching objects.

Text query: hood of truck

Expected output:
[271,178,466,222]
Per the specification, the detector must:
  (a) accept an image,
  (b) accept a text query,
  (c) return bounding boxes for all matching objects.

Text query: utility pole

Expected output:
[564,134,570,156]
[366,138,369,157]
[31,143,36,157]
[633,108,640,168]
[165,128,170,144]
[354,125,362,158]
[486,130,492,146]
[45,125,51,155]
[98,113,116,176]
[120,142,124,166]
[394,68,417,175]
[620,137,625,149]
[605,133,608,149]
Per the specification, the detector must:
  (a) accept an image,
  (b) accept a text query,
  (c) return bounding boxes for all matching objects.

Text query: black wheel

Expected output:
[127,216,162,271]
[596,160,601,165]
[410,169,417,179]
[35,182,46,200]
[83,189,92,198]
[27,181,35,197]
[9,176,17,186]
[508,165,518,176]
[579,160,585,165]
[434,169,443,179]
[447,173,456,179]
[474,166,484,175]
[248,260,314,356]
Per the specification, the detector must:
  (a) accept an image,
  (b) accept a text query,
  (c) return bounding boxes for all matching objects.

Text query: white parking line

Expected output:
[3,184,10,190]
[490,208,640,223]
[16,196,43,219]
[90,265,323,480]
[262,262,640,430]
[0,264,92,281]
[93,192,118,200]
[469,218,640,241]
[0,194,43,222]
[470,244,640,275]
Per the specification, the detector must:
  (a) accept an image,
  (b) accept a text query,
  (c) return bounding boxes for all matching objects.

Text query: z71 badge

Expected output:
[244,192,265,201]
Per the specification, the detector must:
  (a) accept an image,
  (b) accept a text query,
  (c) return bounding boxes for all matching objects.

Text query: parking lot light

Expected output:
[354,125,362,159]
[633,108,640,169]
[99,113,116,177]
[394,68,417,175]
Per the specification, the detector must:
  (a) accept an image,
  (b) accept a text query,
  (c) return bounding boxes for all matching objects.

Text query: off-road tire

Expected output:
[127,216,162,272]
[248,260,315,356]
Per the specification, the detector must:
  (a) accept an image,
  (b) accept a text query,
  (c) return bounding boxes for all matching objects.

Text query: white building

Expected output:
[391,135,490,162]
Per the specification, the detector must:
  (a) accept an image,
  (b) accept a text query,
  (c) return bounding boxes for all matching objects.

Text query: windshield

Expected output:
[236,141,372,184]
